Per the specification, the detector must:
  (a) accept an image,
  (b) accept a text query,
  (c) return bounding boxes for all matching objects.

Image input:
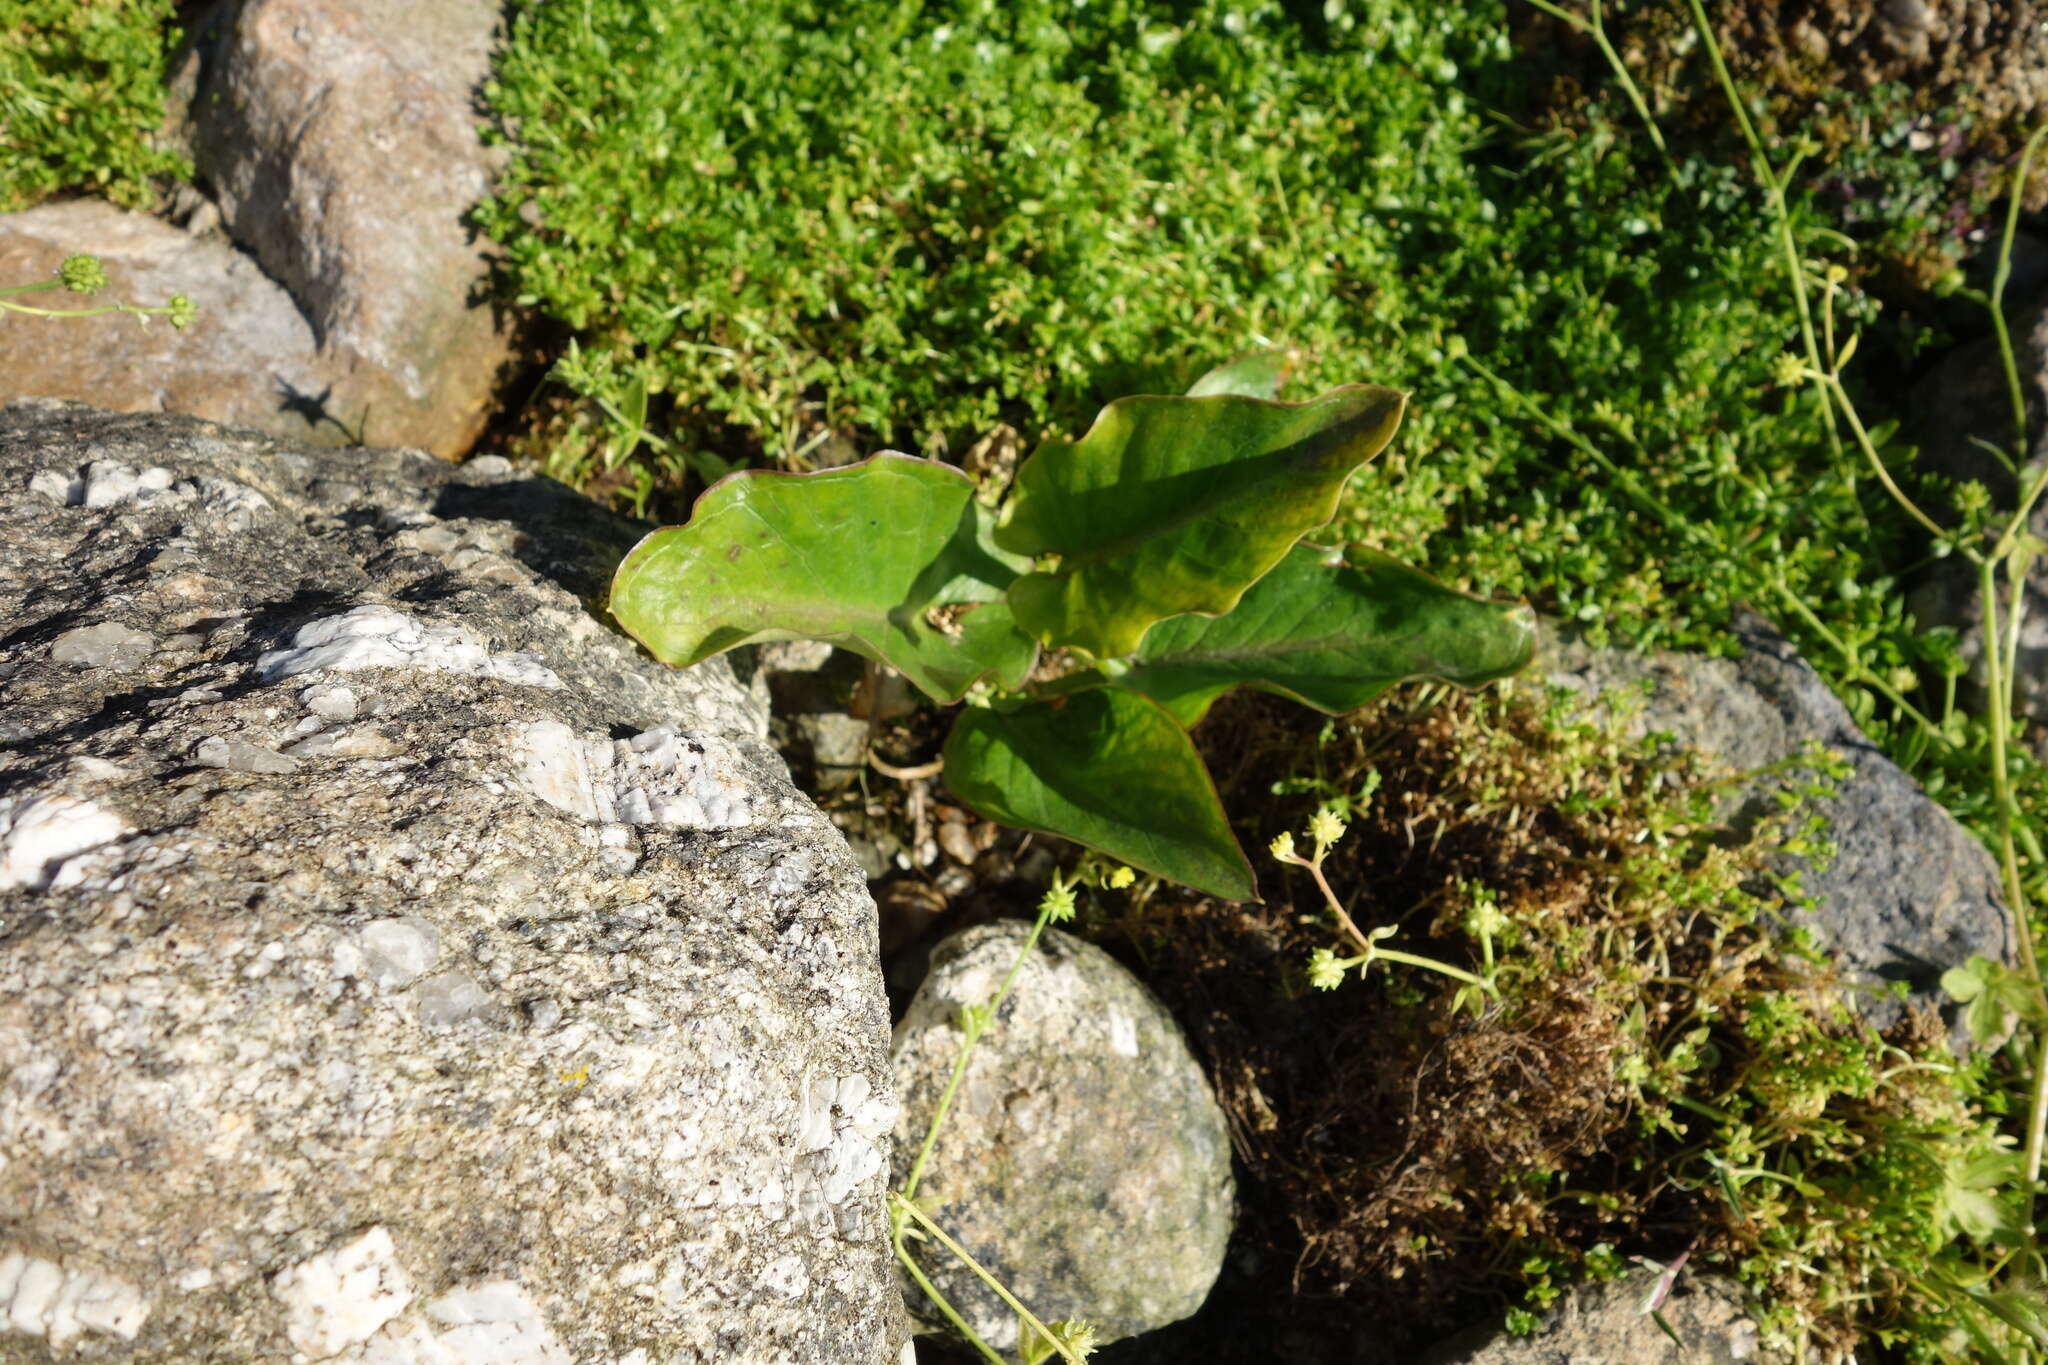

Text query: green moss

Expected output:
[0,0,189,212]
[478,0,1936,684]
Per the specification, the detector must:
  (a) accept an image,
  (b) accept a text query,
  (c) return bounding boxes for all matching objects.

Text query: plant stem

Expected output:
[1989,126,2048,483]
[1766,578,1946,739]
[1289,852,1377,956]
[899,886,1065,1204]
[1371,946,1493,990]
[1824,375,1950,542]
[0,299,168,321]
[892,1193,1086,1365]
[1519,0,1676,178]
[895,1240,1010,1365]
[891,886,1082,1361]
[1682,0,1840,460]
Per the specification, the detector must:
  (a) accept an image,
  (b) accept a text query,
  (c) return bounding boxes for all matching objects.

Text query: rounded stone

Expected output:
[891,922,1234,1350]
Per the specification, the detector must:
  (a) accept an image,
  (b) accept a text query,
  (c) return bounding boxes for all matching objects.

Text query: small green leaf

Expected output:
[1185,347,1298,399]
[611,453,1038,701]
[1115,543,1535,725]
[1942,962,1987,1003]
[944,691,1255,900]
[1966,991,2011,1047]
[998,385,1407,657]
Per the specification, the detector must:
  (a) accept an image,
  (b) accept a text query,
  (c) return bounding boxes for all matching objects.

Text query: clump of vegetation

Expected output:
[1090,681,2018,1360]
[0,0,190,212]
[479,0,1524,477]
[1518,0,2043,275]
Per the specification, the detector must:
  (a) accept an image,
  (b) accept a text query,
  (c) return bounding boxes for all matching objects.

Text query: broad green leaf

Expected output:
[944,691,1255,900]
[611,453,1038,702]
[1942,962,1987,1003]
[1185,347,1298,399]
[997,385,1407,657]
[1114,543,1536,726]
[1967,991,2012,1048]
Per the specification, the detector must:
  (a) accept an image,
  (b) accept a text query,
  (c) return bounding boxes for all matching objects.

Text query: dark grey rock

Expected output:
[1420,1269,1773,1365]
[1907,291,2048,500]
[891,922,1234,1351]
[1543,612,2015,1036]
[0,401,906,1362]
[1904,526,2048,745]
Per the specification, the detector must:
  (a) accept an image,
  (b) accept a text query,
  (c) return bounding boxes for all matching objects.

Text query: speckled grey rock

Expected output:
[1419,1269,1774,1365]
[890,922,1233,1351]
[1542,613,2015,1037]
[0,401,907,1363]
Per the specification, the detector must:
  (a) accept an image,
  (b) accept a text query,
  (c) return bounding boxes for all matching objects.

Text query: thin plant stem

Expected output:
[897,890,1063,1204]
[1370,946,1493,990]
[892,883,1083,1365]
[1990,126,2048,479]
[892,1193,1086,1365]
[895,1239,1008,1365]
[1824,374,1950,543]
[1681,0,1840,459]
[1285,851,1377,955]
[1519,0,1675,177]
[1285,849,1495,991]
[1980,556,2048,1210]
[1767,578,1945,739]
[1989,454,2048,568]
[0,299,174,322]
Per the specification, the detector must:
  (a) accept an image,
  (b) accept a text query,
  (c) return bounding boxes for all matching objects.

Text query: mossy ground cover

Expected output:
[1077,683,2011,1361]
[0,0,189,212]
[479,0,1941,673]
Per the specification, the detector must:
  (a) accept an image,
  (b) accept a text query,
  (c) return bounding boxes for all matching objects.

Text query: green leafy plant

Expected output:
[1272,808,1498,1006]
[611,358,1535,898]
[0,0,190,212]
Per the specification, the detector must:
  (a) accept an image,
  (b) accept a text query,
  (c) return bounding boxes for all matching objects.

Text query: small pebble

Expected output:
[68,756,133,783]
[937,820,978,866]
[29,469,80,505]
[413,971,495,1027]
[358,918,439,990]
